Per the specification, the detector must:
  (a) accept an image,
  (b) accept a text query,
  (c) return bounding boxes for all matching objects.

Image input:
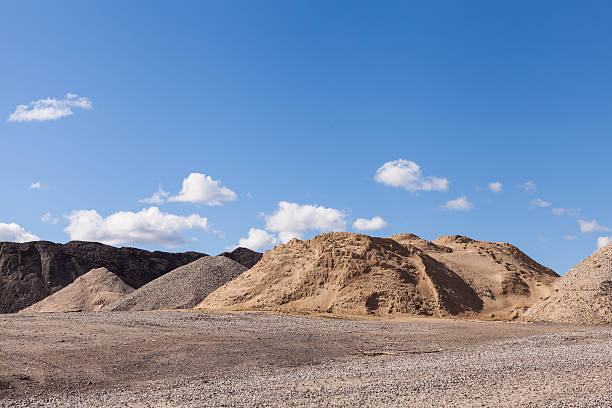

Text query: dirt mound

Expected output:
[0,240,206,313]
[522,243,612,324]
[198,232,483,317]
[110,256,247,311]
[219,247,263,269]
[20,268,134,313]
[390,233,558,318]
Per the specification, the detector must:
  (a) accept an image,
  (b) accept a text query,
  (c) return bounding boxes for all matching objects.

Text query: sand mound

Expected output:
[522,243,612,324]
[390,233,558,318]
[20,268,134,313]
[110,256,247,311]
[198,232,484,317]
[219,247,263,269]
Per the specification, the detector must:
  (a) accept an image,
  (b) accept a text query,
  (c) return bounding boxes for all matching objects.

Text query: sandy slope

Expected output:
[19,268,134,313]
[390,233,558,318]
[522,242,612,324]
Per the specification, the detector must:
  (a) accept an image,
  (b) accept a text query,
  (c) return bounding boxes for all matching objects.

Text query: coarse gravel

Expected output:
[1,311,610,407]
[108,256,246,311]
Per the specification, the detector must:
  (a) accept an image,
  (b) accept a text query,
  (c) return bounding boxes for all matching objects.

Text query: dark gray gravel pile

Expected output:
[109,256,246,311]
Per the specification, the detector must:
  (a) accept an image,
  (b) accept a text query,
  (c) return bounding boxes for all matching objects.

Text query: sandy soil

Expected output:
[1,311,611,407]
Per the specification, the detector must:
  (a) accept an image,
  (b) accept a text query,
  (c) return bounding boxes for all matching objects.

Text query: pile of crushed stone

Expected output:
[522,242,612,324]
[110,256,247,311]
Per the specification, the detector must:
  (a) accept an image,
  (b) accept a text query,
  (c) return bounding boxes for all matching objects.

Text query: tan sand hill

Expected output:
[110,256,247,311]
[522,242,612,324]
[20,268,134,313]
[198,232,484,317]
[390,233,559,318]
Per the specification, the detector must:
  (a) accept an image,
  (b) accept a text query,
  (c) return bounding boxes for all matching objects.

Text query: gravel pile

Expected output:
[522,242,612,324]
[19,268,134,313]
[109,256,246,311]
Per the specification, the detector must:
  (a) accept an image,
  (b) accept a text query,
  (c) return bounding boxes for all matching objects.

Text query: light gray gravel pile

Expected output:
[523,242,612,324]
[108,256,246,311]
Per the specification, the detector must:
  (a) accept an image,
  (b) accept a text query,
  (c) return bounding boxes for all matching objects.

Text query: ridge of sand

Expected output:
[390,233,558,318]
[109,256,247,311]
[20,268,134,313]
[198,232,484,317]
[522,242,612,324]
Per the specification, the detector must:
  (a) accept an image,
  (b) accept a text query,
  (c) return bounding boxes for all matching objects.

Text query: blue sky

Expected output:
[1,1,611,274]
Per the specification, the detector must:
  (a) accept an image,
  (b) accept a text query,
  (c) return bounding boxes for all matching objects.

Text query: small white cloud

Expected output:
[563,235,576,240]
[64,206,209,247]
[0,222,39,242]
[488,182,502,193]
[552,207,581,217]
[374,159,449,192]
[531,198,552,208]
[578,219,610,234]
[352,216,388,231]
[8,93,92,122]
[246,192,253,199]
[597,236,611,249]
[264,201,347,243]
[235,228,278,251]
[139,185,170,204]
[518,181,537,192]
[29,182,42,189]
[41,212,59,225]
[440,196,474,212]
[168,173,237,206]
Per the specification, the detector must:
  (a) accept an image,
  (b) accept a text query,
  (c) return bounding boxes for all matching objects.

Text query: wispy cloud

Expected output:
[352,216,388,231]
[518,181,537,192]
[488,182,502,193]
[440,196,474,211]
[578,219,610,234]
[139,184,170,204]
[41,212,59,225]
[8,93,92,122]
[552,207,581,217]
[531,198,552,208]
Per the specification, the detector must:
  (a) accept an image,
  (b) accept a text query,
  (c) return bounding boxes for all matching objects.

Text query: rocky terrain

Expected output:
[109,256,247,311]
[219,247,263,269]
[0,311,610,407]
[522,242,612,324]
[0,240,206,313]
[20,268,134,313]
[198,232,558,319]
[390,233,559,318]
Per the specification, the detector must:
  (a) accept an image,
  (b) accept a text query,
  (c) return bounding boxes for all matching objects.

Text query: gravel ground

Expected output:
[1,311,611,407]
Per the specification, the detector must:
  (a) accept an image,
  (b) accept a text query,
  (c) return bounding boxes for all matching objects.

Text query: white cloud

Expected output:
[552,207,581,217]
[518,181,537,192]
[374,159,449,192]
[578,219,610,234]
[168,173,237,206]
[0,222,39,242]
[439,196,474,211]
[352,216,388,231]
[488,182,502,193]
[41,212,59,225]
[29,182,42,189]
[563,235,576,240]
[597,236,611,249]
[264,201,347,243]
[139,185,170,204]
[236,228,278,251]
[8,93,92,122]
[64,206,209,247]
[531,198,552,208]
